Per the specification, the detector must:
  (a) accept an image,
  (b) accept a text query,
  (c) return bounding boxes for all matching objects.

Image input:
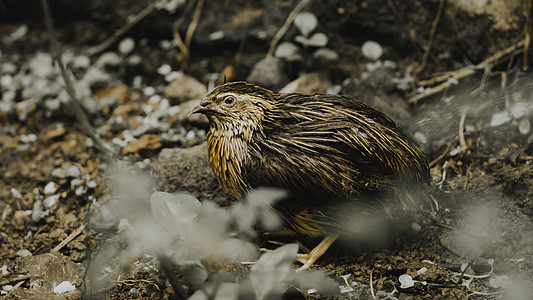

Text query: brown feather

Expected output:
[191,81,433,237]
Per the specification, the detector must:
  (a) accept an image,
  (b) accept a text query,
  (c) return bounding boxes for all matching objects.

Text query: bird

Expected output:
[189,81,435,270]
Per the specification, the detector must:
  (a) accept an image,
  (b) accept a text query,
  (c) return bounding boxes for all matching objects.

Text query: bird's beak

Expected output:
[188,99,211,117]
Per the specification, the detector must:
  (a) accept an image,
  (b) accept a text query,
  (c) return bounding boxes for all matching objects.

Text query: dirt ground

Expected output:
[1,0,532,299]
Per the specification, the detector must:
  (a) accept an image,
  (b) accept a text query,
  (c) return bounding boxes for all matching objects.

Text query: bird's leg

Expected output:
[296,234,340,271]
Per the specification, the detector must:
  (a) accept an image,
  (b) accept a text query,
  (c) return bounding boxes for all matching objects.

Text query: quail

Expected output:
[189,81,434,269]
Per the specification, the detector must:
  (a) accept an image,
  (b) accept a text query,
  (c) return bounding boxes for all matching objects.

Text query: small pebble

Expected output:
[71,178,82,187]
[362,40,383,60]
[0,75,12,87]
[32,201,46,222]
[10,188,22,199]
[1,62,17,74]
[417,267,428,275]
[44,181,57,194]
[16,249,32,257]
[149,94,161,103]
[75,186,88,196]
[72,55,90,69]
[143,86,156,96]
[185,131,196,141]
[119,38,135,56]
[2,285,13,292]
[53,281,76,294]
[20,133,37,143]
[165,71,182,82]
[129,287,140,298]
[66,165,81,177]
[43,195,59,209]
[167,105,181,116]
[87,180,97,189]
[208,31,225,41]
[128,54,142,65]
[157,64,172,76]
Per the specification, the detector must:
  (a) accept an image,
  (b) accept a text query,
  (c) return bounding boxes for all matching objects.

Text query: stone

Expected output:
[151,144,231,205]
[9,253,81,299]
[178,99,209,128]
[279,72,331,94]
[164,74,207,104]
[246,57,289,91]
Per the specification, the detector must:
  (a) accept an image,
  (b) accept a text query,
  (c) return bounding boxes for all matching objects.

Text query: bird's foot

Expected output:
[295,234,340,271]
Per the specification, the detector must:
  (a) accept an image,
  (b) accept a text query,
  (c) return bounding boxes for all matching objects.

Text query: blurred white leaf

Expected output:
[398,274,415,288]
[184,263,208,286]
[247,188,286,207]
[294,12,318,37]
[306,33,328,47]
[288,269,340,295]
[150,192,201,237]
[295,33,328,47]
[274,42,303,62]
[188,282,239,300]
[216,238,259,262]
[250,243,298,300]
[313,48,339,61]
[489,275,511,289]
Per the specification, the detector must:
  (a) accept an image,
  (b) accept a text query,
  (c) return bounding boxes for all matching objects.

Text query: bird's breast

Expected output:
[206,128,250,199]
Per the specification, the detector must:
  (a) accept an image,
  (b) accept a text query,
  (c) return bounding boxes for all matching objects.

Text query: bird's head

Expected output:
[189,81,276,135]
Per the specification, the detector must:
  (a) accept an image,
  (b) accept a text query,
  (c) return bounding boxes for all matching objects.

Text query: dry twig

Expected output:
[173,0,197,61]
[266,0,310,58]
[84,1,160,56]
[52,224,86,252]
[41,0,114,161]
[409,40,525,104]
[458,111,467,150]
[369,269,376,299]
[173,0,205,65]
[524,0,533,70]
[410,0,446,76]
[0,275,32,286]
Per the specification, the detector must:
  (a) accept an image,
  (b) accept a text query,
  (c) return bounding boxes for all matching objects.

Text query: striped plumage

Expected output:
[189,81,433,268]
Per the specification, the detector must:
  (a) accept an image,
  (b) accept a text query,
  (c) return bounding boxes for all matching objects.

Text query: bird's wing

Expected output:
[245,93,429,198]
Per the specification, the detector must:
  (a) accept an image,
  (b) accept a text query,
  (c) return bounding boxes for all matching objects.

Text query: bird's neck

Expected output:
[206,119,262,199]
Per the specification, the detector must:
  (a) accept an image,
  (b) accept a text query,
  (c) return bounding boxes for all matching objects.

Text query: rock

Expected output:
[178,99,209,128]
[164,74,207,104]
[341,75,411,122]
[151,144,231,205]
[9,252,81,299]
[361,40,383,61]
[279,72,331,94]
[246,57,289,91]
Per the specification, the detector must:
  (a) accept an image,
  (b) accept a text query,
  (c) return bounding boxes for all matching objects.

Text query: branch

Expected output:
[411,0,446,76]
[266,0,310,58]
[524,0,533,70]
[84,0,160,57]
[409,40,524,104]
[41,0,114,161]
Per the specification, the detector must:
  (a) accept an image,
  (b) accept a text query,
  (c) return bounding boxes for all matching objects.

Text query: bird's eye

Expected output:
[224,96,235,104]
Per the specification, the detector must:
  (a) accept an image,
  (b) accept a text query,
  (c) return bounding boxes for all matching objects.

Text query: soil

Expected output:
[1,0,532,299]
